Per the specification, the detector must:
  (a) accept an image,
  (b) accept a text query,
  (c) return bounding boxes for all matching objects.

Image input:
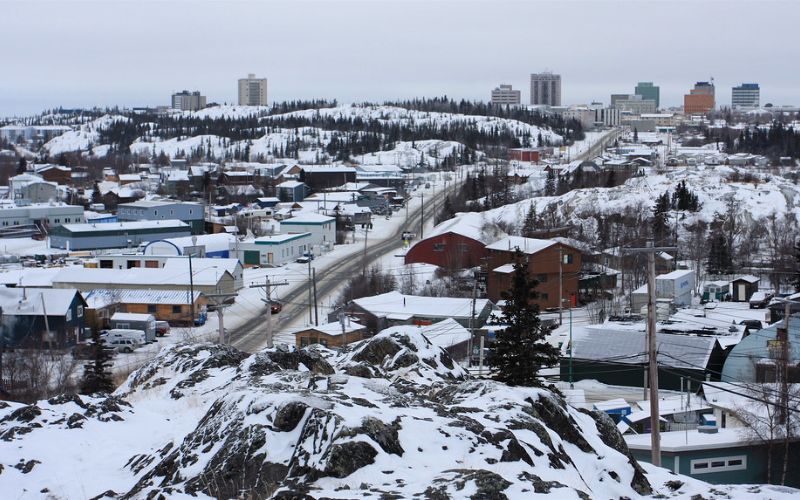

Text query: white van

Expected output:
[103,328,146,345]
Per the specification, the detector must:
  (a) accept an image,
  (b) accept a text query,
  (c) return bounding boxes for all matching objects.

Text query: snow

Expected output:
[352,290,489,320]
[42,114,127,156]
[485,235,556,254]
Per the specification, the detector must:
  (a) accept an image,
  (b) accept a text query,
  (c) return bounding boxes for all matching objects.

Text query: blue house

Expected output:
[721,314,800,383]
[0,288,87,348]
[277,181,310,202]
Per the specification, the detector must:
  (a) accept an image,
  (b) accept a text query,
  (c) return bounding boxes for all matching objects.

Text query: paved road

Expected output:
[576,128,622,162]
[230,187,440,352]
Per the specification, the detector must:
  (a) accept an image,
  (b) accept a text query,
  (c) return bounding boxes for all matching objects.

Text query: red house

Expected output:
[404,214,501,270]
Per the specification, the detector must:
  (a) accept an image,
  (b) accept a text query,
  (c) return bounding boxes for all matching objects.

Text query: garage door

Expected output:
[244,250,260,265]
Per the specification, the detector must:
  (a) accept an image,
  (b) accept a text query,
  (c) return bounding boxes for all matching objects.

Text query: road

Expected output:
[230,186,439,353]
[230,129,620,353]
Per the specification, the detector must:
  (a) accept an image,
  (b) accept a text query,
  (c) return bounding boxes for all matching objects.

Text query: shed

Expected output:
[110,312,156,341]
[293,320,367,349]
[730,275,759,302]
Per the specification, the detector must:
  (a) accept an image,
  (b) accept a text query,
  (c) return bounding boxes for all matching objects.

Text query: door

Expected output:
[738,283,746,301]
[267,252,273,264]
[244,250,260,266]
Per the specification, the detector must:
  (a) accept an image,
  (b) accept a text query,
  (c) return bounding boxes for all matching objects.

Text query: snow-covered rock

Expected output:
[0,333,795,499]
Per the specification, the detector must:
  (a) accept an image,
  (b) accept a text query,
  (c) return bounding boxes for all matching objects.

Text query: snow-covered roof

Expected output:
[83,288,203,309]
[493,264,516,274]
[301,166,357,173]
[277,180,305,188]
[352,291,490,320]
[57,220,189,233]
[291,320,366,337]
[0,287,79,316]
[148,233,236,255]
[161,257,240,276]
[592,398,630,411]
[425,211,504,245]
[281,213,335,224]
[572,328,717,369]
[732,274,759,283]
[253,233,311,244]
[111,312,155,322]
[0,267,63,287]
[53,267,228,287]
[486,236,556,255]
[379,318,471,349]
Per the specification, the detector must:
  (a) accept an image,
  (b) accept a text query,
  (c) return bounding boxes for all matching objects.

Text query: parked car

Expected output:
[749,291,774,309]
[739,319,763,331]
[296,256,311,264]
[106,338,140,353]
[155,321,170,336]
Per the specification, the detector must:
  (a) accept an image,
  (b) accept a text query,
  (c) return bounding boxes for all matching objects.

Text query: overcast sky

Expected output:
[2,0,797,117]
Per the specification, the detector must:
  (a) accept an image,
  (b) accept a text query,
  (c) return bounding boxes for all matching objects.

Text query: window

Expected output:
[540,293,549,300]
[563,253,574,264]
[66,309,72,322]
[77,305,83,317]
[153,210,158,215]
[536,274,548,283]
[433,243,446,252]
[172,305,181,314]
[690,456,747,474]
[148,305,157,313]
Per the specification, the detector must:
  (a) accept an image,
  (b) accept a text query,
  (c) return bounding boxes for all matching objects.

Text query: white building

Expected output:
[491,84,521,105]
[236,232,312,267]
[280,213,335,250]
[731,83,760,110]
[238,73,268,106]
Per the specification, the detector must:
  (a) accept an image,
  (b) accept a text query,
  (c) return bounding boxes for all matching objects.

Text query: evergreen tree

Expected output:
[80,329,114,395]
[91,181,102,205]
[545,169,556,196]
[651,191,671,243]
[707,231,733,276]
[487,251,559,387]
[633,127,639,143]
[16,157,27,175]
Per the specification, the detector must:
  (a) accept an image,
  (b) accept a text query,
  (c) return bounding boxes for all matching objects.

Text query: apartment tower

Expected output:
[684,81,715,115]
[530,72,561,106]
[171,90,206,111]
[238,73,268,106]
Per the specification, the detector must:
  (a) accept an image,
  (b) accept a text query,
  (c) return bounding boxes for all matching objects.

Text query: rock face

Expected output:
[0,332,782,500]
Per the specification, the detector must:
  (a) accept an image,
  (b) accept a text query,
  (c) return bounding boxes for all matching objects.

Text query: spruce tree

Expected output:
[16,157,27,175]
[651,191,671,243]
[487,251,559,387]
[633,127,639,143]
[80,329,114,395]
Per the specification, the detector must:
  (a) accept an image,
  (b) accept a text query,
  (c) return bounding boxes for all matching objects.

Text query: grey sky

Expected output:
[2,0,797,117]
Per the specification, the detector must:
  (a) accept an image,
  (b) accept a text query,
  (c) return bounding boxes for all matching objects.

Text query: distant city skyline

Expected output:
[1,1,797,117]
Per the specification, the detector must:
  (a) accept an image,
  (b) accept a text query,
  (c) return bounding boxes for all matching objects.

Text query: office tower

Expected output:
[732,83,760,109]
[491,84,521,105]
[684,81,715,115]
[635,82,660,109]
[238,73,268,106]
[530,72,561,106]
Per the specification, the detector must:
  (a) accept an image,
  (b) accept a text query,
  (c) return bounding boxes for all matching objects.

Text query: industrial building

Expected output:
[48,220,192,250]
[117,200,205,234]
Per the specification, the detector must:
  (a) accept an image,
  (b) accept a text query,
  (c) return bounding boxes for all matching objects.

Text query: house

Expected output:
[299,166,357,191]
[35,164,72,185]
[117,200,205,234]
[276,180,310,202]
[48,220,192,250]
[702,280,731,302]
[721,317,800,384]
[280,213,336,249]
[346,291,493,333]
[255,197,280,209]
[236,232,313,267]
[293,320,368,349]
[730,275,760,302]
[376,318,473,362]
[404,212,504,270]
[83,288,207,329]
[626,427,800,487]
[486,236,582,310]
[218,170,256,186]
[563,328,725,390]
[0,287,87,348]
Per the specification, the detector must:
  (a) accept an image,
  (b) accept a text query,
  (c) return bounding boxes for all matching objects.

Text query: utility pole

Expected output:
[312,267,319,326]
[188,253,196,324]
[307,258,313,324]
[249,276,288,348]
[624,240,676,468]
[468,276,478,368]
[362,222,369,276]
[559,245,563,326]
[419,191,424,239]
[204,289,238,345]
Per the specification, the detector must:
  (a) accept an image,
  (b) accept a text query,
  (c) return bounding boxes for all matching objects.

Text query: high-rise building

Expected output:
[171,90,207,111]
[684,81,715,115]
[732,83,760,109]
[530,72,561,106]
[238,73,268,106]
[635,82,660,109]
[611,94,657,115]
[490,84,521,105]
